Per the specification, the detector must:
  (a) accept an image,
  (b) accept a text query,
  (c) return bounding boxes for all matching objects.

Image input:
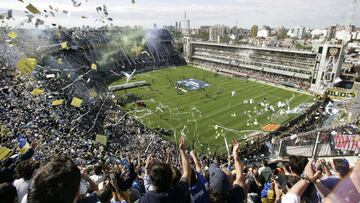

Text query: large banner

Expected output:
[333,133,360,152]
[327,88,356,99]
[323,47,341,82]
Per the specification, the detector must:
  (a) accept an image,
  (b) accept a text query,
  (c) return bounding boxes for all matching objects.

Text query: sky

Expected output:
[0,0,359,29]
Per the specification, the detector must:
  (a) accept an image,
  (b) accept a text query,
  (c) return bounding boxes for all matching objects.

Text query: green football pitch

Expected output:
[111,65,314,153]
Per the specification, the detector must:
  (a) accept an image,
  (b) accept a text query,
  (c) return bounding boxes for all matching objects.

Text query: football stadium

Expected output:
[0,0,360,203]
[110,65,314,153]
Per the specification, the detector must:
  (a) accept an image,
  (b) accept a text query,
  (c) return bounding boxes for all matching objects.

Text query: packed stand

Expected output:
[1,135,360,203]
[192,60,310,90]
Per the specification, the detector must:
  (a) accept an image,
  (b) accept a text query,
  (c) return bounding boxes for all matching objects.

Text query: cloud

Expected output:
[0,0,359,28]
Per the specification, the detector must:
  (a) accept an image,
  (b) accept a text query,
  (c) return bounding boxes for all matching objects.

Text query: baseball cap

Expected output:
[333,158,350,177]
[209,163,228,193]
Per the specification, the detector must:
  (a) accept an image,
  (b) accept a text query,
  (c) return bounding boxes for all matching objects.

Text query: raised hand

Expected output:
[232,138,240,159]
[304,160,322,182]
[190,150,196,157]
[179,136,186,152]
[145,153,153,171]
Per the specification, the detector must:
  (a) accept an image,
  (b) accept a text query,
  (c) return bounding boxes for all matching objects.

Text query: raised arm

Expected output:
[166,148,171,164]
[137,150,141,167]
[126,152,132,165]
[179,136,191,183]
[321,160,333,177]
[314,179,331,198]
[232,139,244,187]
[82,172,99,192]
[190,150,202,172]
[144,154,154,192]
[251,170,262,188]
[283,160,322,201]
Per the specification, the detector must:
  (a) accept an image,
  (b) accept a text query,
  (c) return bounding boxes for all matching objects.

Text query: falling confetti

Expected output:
[91,63,97,70]
[31,88,44,96]
[70,97,83,108]
[60,42,68,49]
[52,99,64,106]
[57,58,63,64]
[16,57,37,75]
[7,32,17,39]
[95,134,107,145]
[26,4,41,14]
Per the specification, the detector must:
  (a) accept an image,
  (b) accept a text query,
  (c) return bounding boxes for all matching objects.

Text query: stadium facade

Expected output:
[183,38,345,95]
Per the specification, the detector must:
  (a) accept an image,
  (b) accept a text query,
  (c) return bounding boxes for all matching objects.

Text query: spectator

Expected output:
[91,165,106,185]
[210,139,245,203]
[138,136,191,203]
[13,160,40,202]
[307,158,351,202]
[0,182,18,203]
[108,160,140,203]
[96,185,113,203]
[258,160,272,182]
[77,172,99,203]
[189,150,211,203]
[0,141,37,184]
[288,156,308,180]
[323,158,360,203]
[26,156,81,203]
[323,158,350,185]
[244,165,262,203]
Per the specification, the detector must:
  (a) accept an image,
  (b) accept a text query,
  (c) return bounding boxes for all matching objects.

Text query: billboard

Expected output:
[326,88,356,99]
[322,47,341,82]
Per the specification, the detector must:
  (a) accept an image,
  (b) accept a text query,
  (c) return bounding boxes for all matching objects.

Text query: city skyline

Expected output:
[0,0,359,29]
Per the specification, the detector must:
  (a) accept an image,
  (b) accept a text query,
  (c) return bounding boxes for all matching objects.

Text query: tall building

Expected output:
[230,26,238,34]
[209,25,226,42]
[326,25,336,40]
[346,25,355,32]
[276,26,286,39]
[293,26,306,39]
[250,25,258,38]
[257,26,270,38]
[335,30,352,42]
[186,20,191,34]
[199,26,210,33]
[182,11,190,36]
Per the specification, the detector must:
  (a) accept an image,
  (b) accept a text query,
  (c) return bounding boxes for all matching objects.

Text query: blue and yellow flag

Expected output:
[17,134,30,154]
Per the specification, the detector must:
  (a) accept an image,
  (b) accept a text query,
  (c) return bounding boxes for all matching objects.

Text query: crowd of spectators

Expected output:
[1,134,359,203]
[0,57,173,162]
[192,60,310,90]
[0,27,359,203]
[0,62,358,202]
[1,56,359,202]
